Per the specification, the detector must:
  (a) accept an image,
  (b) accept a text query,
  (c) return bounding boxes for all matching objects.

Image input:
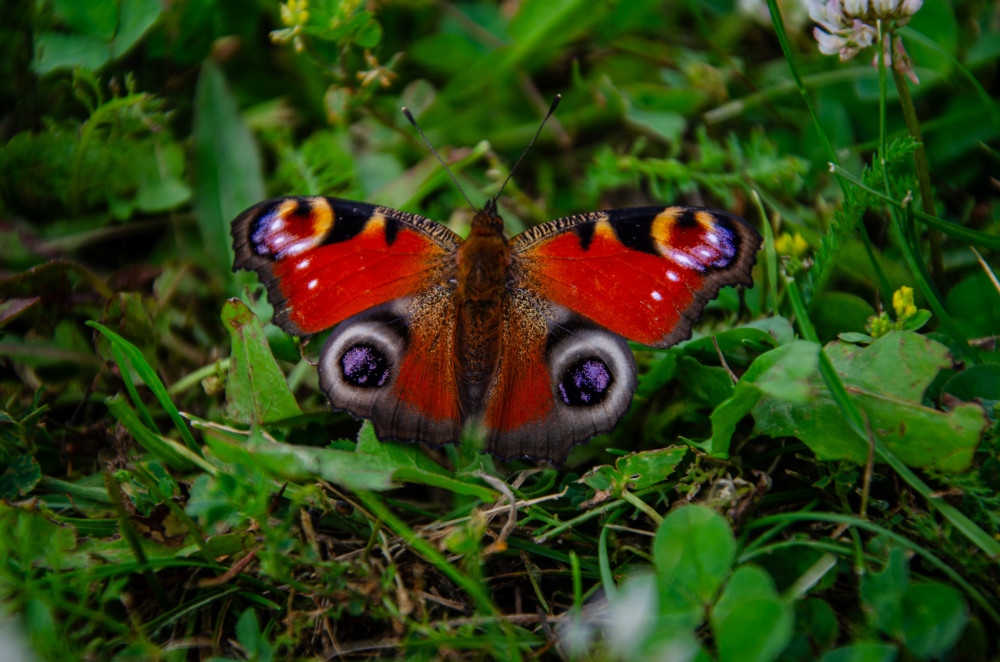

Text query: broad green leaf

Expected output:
[946,273,1000,339]
[0,455,41,499]
[51,0,118,38]
[409,33,485,76]
[942,364,1000,408]
[820,643,898,662]
[811,292,876,342]
[579,446,688,496]
[860,548,910,638]
[627,109,686,145]
[193,61,266,277]
[706,341,820,456]
[753,332,985,472]
[34,33,108,74]
[33,0,161,74]
[222,299,303,425]
[712,566,794,662]
[654,506,735,612]
[677,357,734,408]
[900,583,968,660]
[111,0,162,58]
[784,599,839,661]
[679,317,793,358]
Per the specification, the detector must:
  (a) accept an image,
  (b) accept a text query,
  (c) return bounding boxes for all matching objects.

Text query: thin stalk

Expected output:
[889,33,944,290]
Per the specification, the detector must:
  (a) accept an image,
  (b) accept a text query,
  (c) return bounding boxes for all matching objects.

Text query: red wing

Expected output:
[232,196,460,336]
[512,206,761,348]
[482,296,637,462]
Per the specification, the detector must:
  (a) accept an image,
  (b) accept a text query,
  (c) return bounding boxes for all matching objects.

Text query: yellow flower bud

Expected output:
[892,286,916,321]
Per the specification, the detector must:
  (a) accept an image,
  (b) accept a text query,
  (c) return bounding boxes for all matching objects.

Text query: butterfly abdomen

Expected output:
[453,213,513,415]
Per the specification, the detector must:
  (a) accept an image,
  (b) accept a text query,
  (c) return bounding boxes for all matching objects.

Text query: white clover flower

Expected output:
[810,0,922,81]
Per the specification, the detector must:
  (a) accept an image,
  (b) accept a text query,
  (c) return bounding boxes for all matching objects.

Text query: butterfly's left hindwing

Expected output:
[317,292,463,447]
[511,206,762,348]
[232,196,460,336]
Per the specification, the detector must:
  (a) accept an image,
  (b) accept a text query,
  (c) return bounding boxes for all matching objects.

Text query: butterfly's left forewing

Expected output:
[512,206,762,348]
[232,196,460,336]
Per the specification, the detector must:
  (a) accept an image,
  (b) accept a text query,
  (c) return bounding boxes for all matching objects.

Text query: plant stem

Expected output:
[889,34,944,291]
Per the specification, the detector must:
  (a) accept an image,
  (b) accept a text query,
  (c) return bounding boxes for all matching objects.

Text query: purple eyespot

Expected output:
[558,358,612,406]
[340,345,391,388]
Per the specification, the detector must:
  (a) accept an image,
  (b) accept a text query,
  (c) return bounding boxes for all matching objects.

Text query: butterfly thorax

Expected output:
[453,208,512,413]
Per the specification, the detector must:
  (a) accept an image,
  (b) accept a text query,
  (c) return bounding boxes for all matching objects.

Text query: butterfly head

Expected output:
[470,197,505,236]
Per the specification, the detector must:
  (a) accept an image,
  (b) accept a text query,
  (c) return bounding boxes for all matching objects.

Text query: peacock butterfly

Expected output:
[231,103,762,462]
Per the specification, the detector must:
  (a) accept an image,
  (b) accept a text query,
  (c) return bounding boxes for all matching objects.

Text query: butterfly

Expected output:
[231,108,761,462]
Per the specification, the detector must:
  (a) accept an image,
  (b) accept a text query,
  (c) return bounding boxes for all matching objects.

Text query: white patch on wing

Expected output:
[666,270,680,282]
[297,258,311,270]
[666,249,704,272]
[307,279,319,290]
[651,290,663,301]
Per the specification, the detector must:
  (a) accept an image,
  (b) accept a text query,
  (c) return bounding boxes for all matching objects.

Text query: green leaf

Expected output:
[627,109,687,145]
[900,583,968,660]
[860,547,910,638]
[222,299,302,425]
[942,364,1000,407]
[202,424,495,499]
[355,422,497,501]
[811,292,876,342]
[111,0,162,59]
[654,506,735,615]
[34,33,109,74]
[236,608,272,661]
[712,575,794,662]
[679,317,793,357]
[0,455,41,499]
[820,643,898,662]
[946,273,1000,339]
[193,61,266,277]
[410,33,485,76]
[33,0,162,74]
[784,599,839,660]
[753,332,986,472]
[705,340,820,456]
[51,0,118,38]
[203,430,395,492]
[579,446,688,496]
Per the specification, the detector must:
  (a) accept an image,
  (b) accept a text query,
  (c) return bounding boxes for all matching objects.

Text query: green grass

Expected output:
[2,0,999,659]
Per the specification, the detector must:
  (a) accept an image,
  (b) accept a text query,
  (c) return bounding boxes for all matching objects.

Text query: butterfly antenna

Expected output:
[494,94,562,203]
[402,107,479,213]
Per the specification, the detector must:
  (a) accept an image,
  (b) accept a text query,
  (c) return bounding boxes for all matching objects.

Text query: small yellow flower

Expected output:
[892,285,917,321]
[775,232,809,258]
[280,0,309,27]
